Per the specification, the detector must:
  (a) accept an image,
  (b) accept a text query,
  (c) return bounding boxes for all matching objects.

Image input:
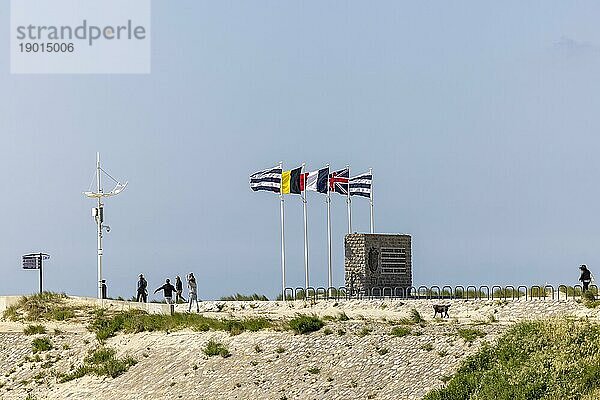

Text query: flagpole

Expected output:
[326,164,332,290]
[279,162,286,300]
[301,163,309,290]
[346,165,352,234]
[369,167,374,234]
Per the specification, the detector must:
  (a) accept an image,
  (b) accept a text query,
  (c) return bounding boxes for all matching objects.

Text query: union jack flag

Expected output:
[329,167,349,195]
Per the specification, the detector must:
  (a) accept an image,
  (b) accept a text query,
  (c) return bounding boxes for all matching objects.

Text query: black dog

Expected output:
[433,304,450,318]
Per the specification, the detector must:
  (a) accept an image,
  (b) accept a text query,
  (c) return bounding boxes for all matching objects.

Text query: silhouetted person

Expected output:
[175,275,186,303]
[187,272,200,313]
[154,279,176,304]
[101,280,107,299]
[579,264,592,292]
[136,274,148,302]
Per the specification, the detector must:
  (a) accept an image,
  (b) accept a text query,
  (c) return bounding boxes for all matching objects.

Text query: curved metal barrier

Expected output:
[284,287,294,300]
[442,286,453,299]
[530,285,542,299]
[394,287,405,298]
[479,286,490,300]
[466,285,477,300]
[544,285,554,300]
[505,285,517,300]
[491,285,502,300]
[382,287,392,298]
[280,284,595,301]
[294,287,305,300]
[518,285,528,301]
[454,286,465,299]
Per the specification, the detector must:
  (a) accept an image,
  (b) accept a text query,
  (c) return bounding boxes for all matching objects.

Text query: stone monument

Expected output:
[344,233,412,294]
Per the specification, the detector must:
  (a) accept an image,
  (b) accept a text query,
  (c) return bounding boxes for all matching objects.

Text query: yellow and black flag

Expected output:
[281,166,303,194]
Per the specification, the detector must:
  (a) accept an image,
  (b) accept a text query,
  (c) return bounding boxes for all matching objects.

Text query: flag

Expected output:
[250,165,282,193]
[350,172,372,198]
[281,166,302,194]
[306,167,329,194]
[329,167,349,195]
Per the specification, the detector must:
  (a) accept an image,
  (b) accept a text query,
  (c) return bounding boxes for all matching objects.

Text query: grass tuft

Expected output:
[88,309,274,342]
[203,339,230,357]
[287,315,324,334]
[24,324,47,335]
[457,328,485,343]
[390,326,411,337]
[32,337,53,352]
[410,308,424,324]
[60,347,137,382]
[219,293,269,301]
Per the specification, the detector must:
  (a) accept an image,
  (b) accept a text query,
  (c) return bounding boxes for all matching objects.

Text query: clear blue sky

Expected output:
[2,1,600,299]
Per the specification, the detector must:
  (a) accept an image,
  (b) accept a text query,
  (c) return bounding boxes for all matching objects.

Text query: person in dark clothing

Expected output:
[136,274,148,303]
[579,264,592,292]
[154,279,176,304]
[175,276,186,303]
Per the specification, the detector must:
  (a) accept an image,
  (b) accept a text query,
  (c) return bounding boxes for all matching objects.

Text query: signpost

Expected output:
[22,253,50,293]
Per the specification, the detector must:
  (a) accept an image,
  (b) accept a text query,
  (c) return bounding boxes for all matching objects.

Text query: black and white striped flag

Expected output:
[250,165,282,193]
[349,172,372,198]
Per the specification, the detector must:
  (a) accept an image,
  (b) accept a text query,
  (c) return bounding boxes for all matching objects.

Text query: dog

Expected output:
[433,304,450,318]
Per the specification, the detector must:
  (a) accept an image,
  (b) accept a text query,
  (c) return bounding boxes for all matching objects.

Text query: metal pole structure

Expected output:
[96,152,103,299]
[39,253,43,294]
[346,165,352,234]
[279,162,286,300]
[301,163,309,290]
[369,167,374,234]
[326,164,332,290]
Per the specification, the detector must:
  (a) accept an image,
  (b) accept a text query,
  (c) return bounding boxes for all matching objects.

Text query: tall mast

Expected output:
[83,152,127,299]
[96,152,103,299]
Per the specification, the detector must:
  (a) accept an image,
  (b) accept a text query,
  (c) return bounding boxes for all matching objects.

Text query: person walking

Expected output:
[154,279,176,304]
[136,274,148,303]
[579,264,593,292]
[175,275,187,303]
[187,272,200,313]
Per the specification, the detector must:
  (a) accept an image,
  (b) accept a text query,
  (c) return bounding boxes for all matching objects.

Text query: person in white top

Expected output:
[187,272,200,312]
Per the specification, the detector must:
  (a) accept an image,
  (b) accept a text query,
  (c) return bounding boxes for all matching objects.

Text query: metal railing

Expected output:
[280,284,599,301]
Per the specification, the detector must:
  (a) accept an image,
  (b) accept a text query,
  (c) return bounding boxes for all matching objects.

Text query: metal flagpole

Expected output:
[279,162,286,300]
[369,167,374,233]
[326,164,332,290]
[96,152,103,299]
[301,163,309,290]
[346,165,352,234]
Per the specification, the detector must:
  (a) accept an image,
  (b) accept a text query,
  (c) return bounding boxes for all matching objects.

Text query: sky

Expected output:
[2,1,600,300]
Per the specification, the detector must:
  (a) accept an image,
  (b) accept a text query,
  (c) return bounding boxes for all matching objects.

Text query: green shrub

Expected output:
[357,327,372,337]
[492,288,525,299]
[203,340,230,357]
[583,290,597,302]
[425,319,600,400]
[60,347,137,382]
[3,292,75,321]
[32,337,53,352]
[410,308,424,324]
[287,315,324,334]
[390,326,411,337]
[88,310,273,341]
[219,293,269,301]
[307,367,320,374]
[24,324,47,335]
[337,312,350,321]
[457,328,485,343]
